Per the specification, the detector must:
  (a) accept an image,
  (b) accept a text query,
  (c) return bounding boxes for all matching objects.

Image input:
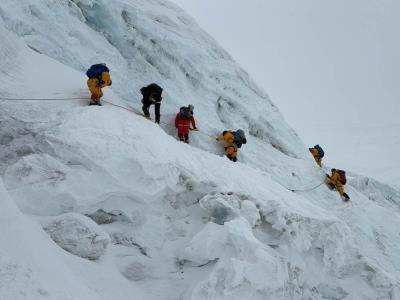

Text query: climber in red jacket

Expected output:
[175,105,197,144]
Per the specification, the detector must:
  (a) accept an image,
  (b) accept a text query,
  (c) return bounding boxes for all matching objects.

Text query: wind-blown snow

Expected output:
[0,1,400,299]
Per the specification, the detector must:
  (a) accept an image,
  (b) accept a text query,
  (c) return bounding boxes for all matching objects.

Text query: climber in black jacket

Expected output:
[140,83,163,124]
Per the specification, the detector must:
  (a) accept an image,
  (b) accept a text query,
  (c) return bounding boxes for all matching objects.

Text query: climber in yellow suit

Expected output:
[309,145,324,167]
[216,130,246,162]
[309,147,322,167]
[326,168,350,201]
[86,64,112,106]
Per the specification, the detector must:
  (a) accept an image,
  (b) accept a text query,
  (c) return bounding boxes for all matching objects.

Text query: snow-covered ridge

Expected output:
[0,1,400,299]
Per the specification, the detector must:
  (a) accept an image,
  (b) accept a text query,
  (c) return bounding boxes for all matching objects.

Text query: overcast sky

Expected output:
[170,0,400,185]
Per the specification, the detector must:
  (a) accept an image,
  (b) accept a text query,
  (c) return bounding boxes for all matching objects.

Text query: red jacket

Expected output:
[175,114,196,134]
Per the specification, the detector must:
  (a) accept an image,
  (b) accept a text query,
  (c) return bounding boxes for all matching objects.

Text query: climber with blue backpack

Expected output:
[86,63,112,106]
[216,129,247,162]
[309,144,324,167]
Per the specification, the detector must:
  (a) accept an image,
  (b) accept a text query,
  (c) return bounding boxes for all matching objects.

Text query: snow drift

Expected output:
[42,213,110,260]
[0,0,400,300]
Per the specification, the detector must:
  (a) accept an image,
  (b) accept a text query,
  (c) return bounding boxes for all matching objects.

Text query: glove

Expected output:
[191,127,198,131]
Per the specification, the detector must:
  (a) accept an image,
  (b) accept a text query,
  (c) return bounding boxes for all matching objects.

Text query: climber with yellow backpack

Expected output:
[216,129,247,162]
[326,168,350,201]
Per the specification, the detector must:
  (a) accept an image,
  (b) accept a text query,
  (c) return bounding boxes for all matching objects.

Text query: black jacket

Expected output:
[141,83,163,104]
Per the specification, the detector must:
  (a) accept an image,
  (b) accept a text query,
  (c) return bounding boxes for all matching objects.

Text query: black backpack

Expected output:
[179,107,191,120]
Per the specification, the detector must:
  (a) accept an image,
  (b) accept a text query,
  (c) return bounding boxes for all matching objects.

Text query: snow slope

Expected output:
[1,1,400,299]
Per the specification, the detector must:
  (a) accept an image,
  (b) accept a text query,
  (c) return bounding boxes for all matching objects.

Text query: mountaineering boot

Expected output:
[89,97,102,106]
[342,193,350,201]
[143,114,151,120]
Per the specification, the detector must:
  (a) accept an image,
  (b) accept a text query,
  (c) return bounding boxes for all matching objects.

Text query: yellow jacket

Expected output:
[87,72,112,100]
[309,148,322,167]
[225,143,238,158]
[87,72,112,89]
[326,170,344,195]
[99,72,112,87]
[217,131,238,161]
[216,131,235,145]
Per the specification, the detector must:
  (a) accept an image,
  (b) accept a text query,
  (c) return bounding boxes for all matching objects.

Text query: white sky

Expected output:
[170,0,400,186]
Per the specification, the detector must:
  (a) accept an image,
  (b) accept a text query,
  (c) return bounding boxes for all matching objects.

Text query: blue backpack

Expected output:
[86,64,109,78]
[233,131,247,148]
[314,144,324,158]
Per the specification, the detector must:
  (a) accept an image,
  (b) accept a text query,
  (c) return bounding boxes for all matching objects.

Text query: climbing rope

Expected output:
[1,95,325,194]
[0,96,216,138]
[289,181,326,193]
[0,97,87,101]
[102,99,140,114]
[102,99,216,139]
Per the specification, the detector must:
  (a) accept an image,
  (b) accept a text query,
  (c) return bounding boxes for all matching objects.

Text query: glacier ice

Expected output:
[0,0,399,299]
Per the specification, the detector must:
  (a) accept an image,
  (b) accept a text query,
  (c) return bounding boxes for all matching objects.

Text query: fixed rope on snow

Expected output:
[0,96,225,140]
[102,99,216,139]
[1,95,327,194]
[0,97,87,101]
[289,181,325,193]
